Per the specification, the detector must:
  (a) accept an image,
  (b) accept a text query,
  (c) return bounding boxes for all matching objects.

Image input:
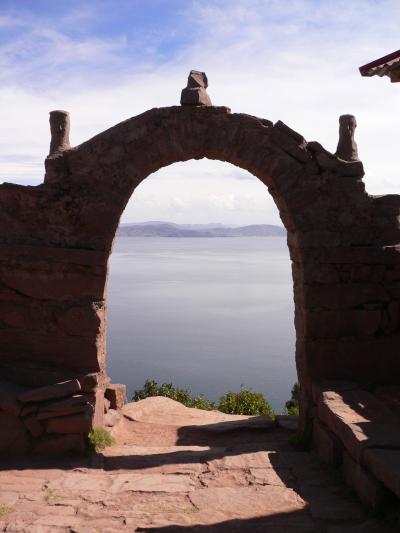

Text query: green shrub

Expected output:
[133,380,217,410]
[133,380,275,418]
[87,427,115,454]
[218,386,275,418]
[284,382,300,416]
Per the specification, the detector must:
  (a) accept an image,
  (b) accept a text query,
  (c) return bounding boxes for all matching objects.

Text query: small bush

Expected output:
[218,386,275,418]
[87,427,115,454]
[133,380,217,410]
[284,382,300,416]
[133,380,275,418]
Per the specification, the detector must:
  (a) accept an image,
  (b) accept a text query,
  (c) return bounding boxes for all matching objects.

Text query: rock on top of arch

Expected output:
[187,70,208,89]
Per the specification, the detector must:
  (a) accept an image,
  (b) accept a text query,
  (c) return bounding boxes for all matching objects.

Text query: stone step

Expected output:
[375,385,400,417]
[364,448,400,498]
[316,385,400,502]
[317,387,400,461]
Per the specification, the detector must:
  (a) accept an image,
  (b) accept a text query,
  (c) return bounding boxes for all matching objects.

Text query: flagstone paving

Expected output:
[0,398,391,532]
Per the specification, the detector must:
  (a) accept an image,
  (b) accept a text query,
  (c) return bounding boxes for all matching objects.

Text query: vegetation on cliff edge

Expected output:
[133,380,278,417]
[133,380,217,410]
[284,382,300,416]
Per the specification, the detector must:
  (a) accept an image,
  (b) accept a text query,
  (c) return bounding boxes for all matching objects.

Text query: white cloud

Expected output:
[124,161,281,225]
[1,1,400,224]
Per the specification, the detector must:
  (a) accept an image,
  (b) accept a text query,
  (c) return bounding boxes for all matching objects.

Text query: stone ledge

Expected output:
[364,448,400,499]
[342,451,385,509]
[313,419,342,466]
[317,388,400,462]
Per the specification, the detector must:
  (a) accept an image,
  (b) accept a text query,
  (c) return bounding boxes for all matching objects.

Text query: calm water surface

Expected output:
[106,237,296,412]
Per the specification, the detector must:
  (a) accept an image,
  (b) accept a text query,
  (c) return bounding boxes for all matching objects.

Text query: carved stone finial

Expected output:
[335,114,359,162]
[180,70,212,106]
[49,110,70,155]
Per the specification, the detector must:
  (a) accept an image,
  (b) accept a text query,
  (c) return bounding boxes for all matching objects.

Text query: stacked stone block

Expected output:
[312,381,400,509]
[0,378,92,454]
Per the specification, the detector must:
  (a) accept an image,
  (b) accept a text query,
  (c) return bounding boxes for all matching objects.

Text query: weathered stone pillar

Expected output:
[49,110,71,155]
[335,114,359,161]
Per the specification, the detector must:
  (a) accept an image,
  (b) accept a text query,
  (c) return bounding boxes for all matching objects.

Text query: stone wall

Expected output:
[0,375,125,454]
[0,104,399,464]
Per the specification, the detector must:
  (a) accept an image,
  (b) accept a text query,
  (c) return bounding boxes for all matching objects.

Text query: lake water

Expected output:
[106,237,297,412]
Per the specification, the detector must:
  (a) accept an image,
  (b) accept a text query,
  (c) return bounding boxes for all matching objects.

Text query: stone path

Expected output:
[0,397,390,532]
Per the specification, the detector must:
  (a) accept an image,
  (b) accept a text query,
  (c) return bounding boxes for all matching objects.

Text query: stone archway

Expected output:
[0,92,399,456]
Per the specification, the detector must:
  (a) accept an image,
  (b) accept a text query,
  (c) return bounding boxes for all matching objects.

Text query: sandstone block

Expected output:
[0,379,24,416]
[274,120,305,144]
[105,383,126,410]
[181,86,212,106]
[39,394,88,411]
[385,264,400,281]
[46,412,91,434]
[305,308,381,339]
[0,363,76,388]
[78,372,100,393]
[0,264,105,300]
[303,283,389,310]
[301,484,365,522]
[33,433,84,455]
[57,302,104,337]
[342,451,384,509]
[181,70,212,106]
[18,379,81,404]
[374,385,400,416]
[37,394,91,421]
[305,337,400,384]
[187,70,208,88]
[318,388,400,461]
[289,230,341,249]
[308,141,364,176]
[363,448,400,499]
[23,415,44,437]
[0,411,29,454]
[313,419,342,466]
[293,261,338,284]
[20,403,37,417]
[271,121,311,163]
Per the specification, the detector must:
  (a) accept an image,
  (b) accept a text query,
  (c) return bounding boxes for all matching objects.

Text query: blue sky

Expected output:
[1,0,400,224]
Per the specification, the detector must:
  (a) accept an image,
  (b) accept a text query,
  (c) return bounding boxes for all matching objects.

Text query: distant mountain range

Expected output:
[117,222,286,238]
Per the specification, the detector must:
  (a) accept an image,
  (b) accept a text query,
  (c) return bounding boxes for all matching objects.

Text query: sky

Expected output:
[0,0,400,225]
